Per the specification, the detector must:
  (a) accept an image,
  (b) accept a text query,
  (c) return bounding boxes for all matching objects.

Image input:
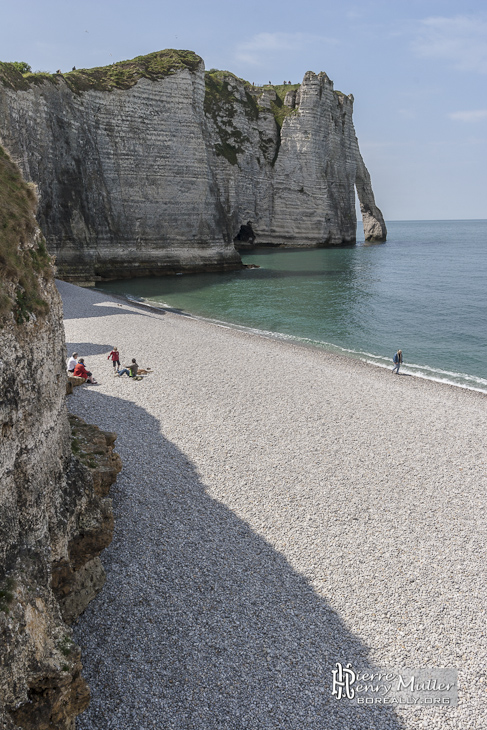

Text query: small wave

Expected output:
[197,319,487,393]
[112,293,487,395]
[404,361,487,384]
[126,295,172,311]
[124,294,144,303]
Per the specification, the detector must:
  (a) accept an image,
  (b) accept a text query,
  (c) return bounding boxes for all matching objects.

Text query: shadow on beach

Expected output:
[73,387,406,730]
[57,280,166,322]
[66,342,114,357]
[63,301,164,321]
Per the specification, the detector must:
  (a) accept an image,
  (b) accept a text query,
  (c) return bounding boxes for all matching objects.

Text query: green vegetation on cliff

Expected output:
[269,84,300,128]
[63,49,201,92]
[204,71,301,165]
[0,61,57,90]
[8,61,31,74]
[0,49,202,93]
[204,71,258,165]
[0,146,52,322]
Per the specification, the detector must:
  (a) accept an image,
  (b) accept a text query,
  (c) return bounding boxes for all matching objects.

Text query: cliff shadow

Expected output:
[73,389,406,730]
[65,342,114,357]
[57,280,165,321]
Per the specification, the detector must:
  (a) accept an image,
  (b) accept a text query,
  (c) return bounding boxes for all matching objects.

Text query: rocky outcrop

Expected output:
[0,50,386,281]
[0,147,120,729]
[51,416,122,626]
[208,71,386,248]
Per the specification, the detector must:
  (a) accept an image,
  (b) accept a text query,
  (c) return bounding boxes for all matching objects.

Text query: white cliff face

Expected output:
[206,70,386,248]
[0,55,386,280]
[266,72,359,245]
[0,64,240,279]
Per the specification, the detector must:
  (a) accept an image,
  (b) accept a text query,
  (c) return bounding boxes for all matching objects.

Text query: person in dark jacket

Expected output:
[392,349,403,374]
[117,359,138,378]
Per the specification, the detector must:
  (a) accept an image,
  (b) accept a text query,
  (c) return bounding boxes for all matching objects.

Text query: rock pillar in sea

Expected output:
[354,143,387,242]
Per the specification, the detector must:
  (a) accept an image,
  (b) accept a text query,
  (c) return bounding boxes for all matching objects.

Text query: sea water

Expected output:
[95,220,487,393]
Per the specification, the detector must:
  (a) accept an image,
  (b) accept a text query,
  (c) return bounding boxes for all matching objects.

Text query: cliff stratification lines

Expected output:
[0,51,386,281]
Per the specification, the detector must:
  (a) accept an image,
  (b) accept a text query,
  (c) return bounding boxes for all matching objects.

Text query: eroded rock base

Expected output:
[0,416,121,730]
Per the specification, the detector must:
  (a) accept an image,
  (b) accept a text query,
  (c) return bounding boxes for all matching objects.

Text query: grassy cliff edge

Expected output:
[0,49,202,94]
[0,146,52,322]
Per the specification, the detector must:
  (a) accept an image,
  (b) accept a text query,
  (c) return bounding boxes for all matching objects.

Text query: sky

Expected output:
[1,0,486,221]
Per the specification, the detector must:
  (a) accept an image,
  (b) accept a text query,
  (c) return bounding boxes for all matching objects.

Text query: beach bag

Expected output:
[393,353,399,364]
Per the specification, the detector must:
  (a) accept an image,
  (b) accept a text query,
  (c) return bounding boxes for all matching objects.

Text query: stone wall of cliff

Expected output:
[0,147,121,729]
[206,70,386,248]
[0,50,386,281]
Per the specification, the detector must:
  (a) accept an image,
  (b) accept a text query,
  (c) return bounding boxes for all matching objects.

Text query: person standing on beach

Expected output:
[392,349,403,374]
[108,347,120,372]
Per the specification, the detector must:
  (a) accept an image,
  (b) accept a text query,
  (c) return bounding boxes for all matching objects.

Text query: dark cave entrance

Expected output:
[233,222,256,250]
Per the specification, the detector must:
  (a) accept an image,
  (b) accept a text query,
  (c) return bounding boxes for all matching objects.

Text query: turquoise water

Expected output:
[96,220,487,392]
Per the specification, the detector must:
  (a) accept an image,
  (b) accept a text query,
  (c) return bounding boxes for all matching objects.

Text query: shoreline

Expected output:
[91,285,487,397]
[59,280,487,729]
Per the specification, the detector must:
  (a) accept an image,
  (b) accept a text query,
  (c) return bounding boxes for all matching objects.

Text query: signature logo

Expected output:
[331,662,356,700]
[330,663,458,706]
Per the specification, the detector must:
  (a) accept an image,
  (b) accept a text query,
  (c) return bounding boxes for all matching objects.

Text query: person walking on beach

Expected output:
[392,349,403,374]
[107,347,120,372]
[117,358,138,378]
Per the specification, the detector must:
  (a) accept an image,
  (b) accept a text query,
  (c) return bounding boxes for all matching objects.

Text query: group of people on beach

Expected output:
[66,348,141,383]
[67,352,97,383]
[107,347,139,377]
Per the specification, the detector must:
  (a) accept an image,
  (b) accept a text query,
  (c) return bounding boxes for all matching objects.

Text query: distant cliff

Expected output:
[0,146,120,729]
[0,50,386,281]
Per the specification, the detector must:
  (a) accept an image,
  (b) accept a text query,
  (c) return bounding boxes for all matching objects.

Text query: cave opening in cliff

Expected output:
[234,222,255,249]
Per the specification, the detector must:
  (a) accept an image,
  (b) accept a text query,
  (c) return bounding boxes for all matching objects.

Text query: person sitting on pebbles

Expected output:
[73,358,97,384]
[67,352,78,373]
[117,358,138,378]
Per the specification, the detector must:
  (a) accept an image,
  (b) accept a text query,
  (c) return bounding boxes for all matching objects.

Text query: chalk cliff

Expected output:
[0,146,121,729]
[0,51,386,281]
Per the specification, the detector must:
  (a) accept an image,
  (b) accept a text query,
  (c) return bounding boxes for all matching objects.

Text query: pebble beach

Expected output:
[58,279,487,730]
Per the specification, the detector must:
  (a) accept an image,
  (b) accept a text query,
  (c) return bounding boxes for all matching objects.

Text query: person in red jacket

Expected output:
[107,347,120,372]
[73,359,97,384]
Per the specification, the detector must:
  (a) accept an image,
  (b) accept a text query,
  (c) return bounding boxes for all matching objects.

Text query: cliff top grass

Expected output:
[205,70,258,116]
[206,69,249,86]
[0,49,202,93]
[267,84,300,129]
[204,71,301,164]
[205,70,302,127]
[205,70,300,95]
[0,146,51,322]
[269,83,301,97]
